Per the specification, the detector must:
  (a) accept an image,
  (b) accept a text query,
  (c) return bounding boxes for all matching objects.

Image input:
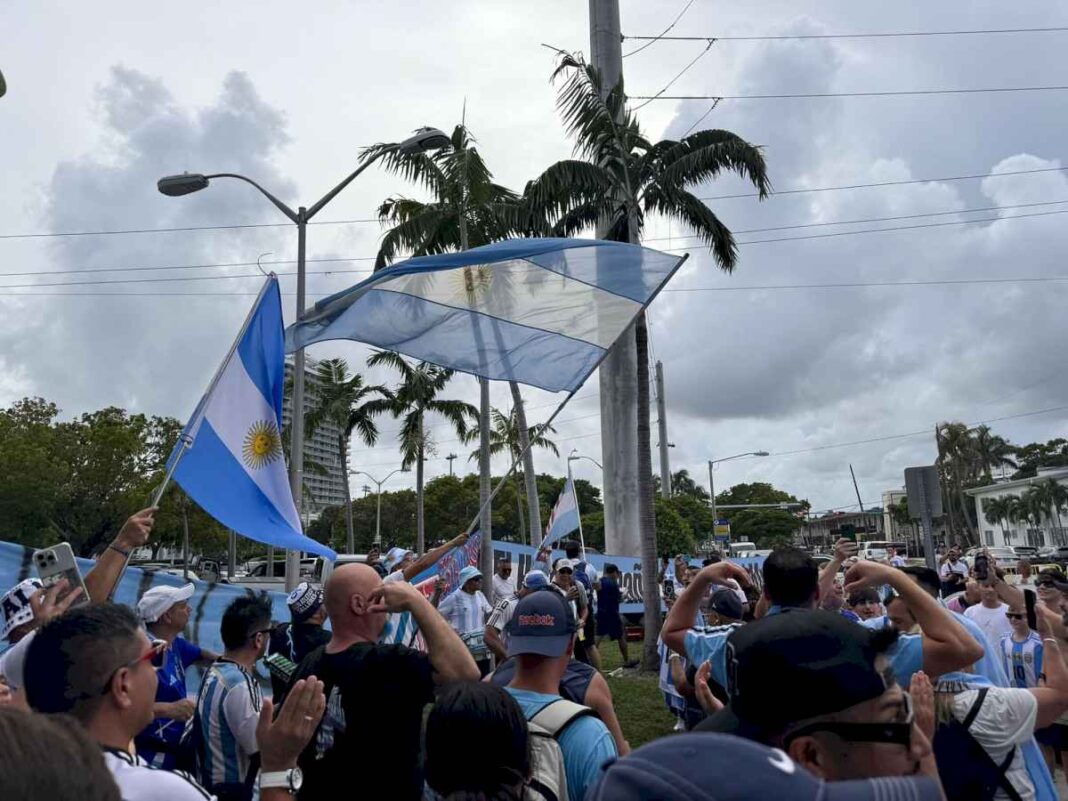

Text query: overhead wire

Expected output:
[0,217,379,241]
[622,0,698,58]
[623,26,1068,42]
[630,85,1068,101]
[630,39,715,111]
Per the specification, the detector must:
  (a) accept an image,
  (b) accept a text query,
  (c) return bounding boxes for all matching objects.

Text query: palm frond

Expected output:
[650,130,770,198]
[551,54,637,168]
[359,144,448,199]
[374,206,450,269]
[644,185,736,270]
[522,160,615,224]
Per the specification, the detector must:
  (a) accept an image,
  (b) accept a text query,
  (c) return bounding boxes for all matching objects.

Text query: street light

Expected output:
[350,468,409,545]
[568,448,603,471]
[159,127,449,591]
[708,451,770,525]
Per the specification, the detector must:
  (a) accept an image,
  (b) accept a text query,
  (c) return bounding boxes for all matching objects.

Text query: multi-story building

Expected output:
[282,357,349,518]
[965,466,1068,548]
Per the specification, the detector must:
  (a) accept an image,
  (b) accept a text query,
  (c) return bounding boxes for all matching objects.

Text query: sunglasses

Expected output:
[1038,581,1057,589]
[784,693,913,748]
[1006,612,1026,620]
[89,639,167,699]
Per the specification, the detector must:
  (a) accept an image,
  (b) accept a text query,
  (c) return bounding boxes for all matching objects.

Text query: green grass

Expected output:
[597,638,676,748]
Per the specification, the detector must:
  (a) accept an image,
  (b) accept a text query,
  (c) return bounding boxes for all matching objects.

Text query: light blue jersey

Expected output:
[1001,631,1044,689]
[193,660,261,793]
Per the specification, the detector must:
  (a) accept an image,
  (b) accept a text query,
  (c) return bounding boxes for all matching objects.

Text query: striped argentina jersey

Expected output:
[1001,631,1044,689]
[194,660,262,791]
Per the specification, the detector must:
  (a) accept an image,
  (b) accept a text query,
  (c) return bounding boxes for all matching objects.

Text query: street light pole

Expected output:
[707,451,771,534]
[158,128,449,592]
[350,468,407,547]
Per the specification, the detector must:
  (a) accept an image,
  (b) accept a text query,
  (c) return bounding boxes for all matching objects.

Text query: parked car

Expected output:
[1012,546,1039,559]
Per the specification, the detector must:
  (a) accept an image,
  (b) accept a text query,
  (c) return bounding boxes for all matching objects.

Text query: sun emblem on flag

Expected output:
[242,420,282,469]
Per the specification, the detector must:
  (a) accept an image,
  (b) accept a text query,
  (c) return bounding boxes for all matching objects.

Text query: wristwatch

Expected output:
[259,767,303,794]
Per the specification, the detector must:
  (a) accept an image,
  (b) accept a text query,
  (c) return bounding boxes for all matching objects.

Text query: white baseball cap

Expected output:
[554,558,575,573]
[136,583,195,623]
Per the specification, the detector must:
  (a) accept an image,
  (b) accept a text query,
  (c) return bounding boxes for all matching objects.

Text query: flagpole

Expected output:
[568,460,587,560]
[109,275,278,598]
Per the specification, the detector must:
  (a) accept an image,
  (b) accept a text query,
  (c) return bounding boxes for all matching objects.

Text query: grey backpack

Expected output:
[525,699,593,801]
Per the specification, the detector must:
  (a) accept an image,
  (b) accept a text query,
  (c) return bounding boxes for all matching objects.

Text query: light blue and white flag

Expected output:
[284,238,686,394]
[170,276,336,560]
[544,478,580,545]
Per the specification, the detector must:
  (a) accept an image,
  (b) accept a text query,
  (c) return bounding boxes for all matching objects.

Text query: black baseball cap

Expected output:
[505,588,577,658]
[698,610,896,742]
[709,588,744,621]
[588,733,941,801]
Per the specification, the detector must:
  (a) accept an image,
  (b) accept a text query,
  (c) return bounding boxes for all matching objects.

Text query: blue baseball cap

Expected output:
[522,570,549,590]
[588,733,941,801]
[505,587,576,658]
[458,565,482,586]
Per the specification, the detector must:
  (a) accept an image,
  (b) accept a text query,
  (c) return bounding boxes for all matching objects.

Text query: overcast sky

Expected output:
[3,0,1067,521]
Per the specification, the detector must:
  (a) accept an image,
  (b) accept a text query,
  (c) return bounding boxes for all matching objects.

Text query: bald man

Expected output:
[284,564,477,801]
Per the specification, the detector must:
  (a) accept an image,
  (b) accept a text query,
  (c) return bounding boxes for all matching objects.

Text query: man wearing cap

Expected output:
[437,565,493,675]
[587,731,943,801]
[134,583,217,770]
[268,582,330,696]
[485,569,548,663]
[552,558,594,665]
[503,590,617,801]
[696,609,943,787]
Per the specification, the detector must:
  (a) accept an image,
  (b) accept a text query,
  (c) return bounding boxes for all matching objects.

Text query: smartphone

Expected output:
[1025,589,1037,632]
[840,525,857,543]
[33,543,90,609]
[973,554,989,583]
[662,579,677,601]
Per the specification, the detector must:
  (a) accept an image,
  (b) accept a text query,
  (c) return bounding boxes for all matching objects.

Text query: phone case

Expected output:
[33,543,90,608]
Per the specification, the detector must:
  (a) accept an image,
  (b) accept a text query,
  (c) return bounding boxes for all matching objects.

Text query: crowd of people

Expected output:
[4,509,1068,801]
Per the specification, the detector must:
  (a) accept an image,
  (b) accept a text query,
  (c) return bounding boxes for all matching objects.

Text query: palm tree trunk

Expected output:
[515,472,527,545]
[416,422,426,555]
[635,313,660,672]
[479,378,494,603]
[510,381,543,547]
[341,434,354,553]
[955,475,977,546]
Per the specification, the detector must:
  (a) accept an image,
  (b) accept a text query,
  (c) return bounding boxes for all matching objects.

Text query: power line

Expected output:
[0,217,379,241]
[0,267,374,290]
[646,198,1068,242]
[622,0,698,58]
[700,166,1068,201]
[631,39,715,111]
[623,26,1068,42]
[0,256,374,279]
[661,275,1068,293]
[630,85,1068,101]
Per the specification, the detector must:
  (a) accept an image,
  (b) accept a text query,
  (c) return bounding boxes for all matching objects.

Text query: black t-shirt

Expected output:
[268,622,331,697]
[287,642,434,801]
[489,657,596,706]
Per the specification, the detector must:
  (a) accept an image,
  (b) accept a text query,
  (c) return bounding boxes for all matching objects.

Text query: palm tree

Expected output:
[523,53,770,670]
[1031,478,1068,545]
[936,422,981,546]
[363,124,549,584]
[468,406,559,544]
[982,495,1017,546]
[972,425,1018,481]
[1020,487,1049,547]
[303,358,390,553]
[366,351,477,554]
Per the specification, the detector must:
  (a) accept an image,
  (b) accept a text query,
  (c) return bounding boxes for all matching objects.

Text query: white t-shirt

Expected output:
[0,630,34,690]
[964,602,1014,655]
[438,589,492,636]
[950,688,1037,801]
[492,572,517,600]
[940,559,968,582]
[104,748,214,801]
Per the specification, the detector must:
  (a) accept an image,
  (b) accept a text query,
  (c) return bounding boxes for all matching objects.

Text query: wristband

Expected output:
[108,544,131,557]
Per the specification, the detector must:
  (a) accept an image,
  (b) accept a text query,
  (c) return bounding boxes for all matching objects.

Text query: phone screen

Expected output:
[974,554,989,582]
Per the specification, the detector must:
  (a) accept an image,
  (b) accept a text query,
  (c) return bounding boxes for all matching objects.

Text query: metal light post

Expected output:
[707,451,770,525]
[350,468,408,546]
[158,128,449,592]
[566,450,602,558]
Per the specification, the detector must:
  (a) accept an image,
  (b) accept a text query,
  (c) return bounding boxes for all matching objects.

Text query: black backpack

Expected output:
[932,688,1023,801]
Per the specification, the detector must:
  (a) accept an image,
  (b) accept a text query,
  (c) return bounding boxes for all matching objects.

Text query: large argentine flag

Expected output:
[284,238,686,394]
[544,478,580,545]
[170,276,336,560]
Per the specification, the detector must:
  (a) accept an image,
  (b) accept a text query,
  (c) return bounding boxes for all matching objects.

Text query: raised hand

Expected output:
[694,660,723,715]
[367,579,425,614]
[29,579,84,627]
[833,537,859,563]
[843,560,895,595]
[117,508,157,550]
[697,561,752,588]
[909,671,935,743]
[256,677,326,772]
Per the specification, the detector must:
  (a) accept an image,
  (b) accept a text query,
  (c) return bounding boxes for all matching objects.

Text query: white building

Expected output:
[881,488,907,539]
[965,467,1068,549]
[282,357,349,517]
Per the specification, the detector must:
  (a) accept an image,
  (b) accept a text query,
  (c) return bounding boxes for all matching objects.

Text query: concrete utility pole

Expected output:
[655,361,671,498]
[590,0,640,557]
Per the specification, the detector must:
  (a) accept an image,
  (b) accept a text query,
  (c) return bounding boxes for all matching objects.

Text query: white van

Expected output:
[727,541,758,557]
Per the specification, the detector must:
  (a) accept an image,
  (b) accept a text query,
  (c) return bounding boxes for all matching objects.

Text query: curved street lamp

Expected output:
[350,468,409,545]
[708,451,770,523]
[158,127,448,588]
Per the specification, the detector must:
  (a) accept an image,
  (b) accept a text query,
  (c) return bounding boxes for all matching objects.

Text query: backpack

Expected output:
[572,561,593,596]
[525,699,594,801]
[932,688,1023,801]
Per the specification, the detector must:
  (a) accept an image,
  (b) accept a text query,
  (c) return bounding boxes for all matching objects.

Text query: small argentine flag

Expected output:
[544,477,580,545]
[169,275,336,559]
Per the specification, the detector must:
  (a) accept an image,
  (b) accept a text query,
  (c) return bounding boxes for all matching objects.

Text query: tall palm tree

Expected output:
[972,425,1018,481]
[982,496,1017,546]
[1031,478,1068,544]
[1020,487,1050,547]
[468,406,559,544]
[303,358,390,553]
[523,53,770,670]
[366,351,477,554]
[363,124,549,584]
[936,422,981,545]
